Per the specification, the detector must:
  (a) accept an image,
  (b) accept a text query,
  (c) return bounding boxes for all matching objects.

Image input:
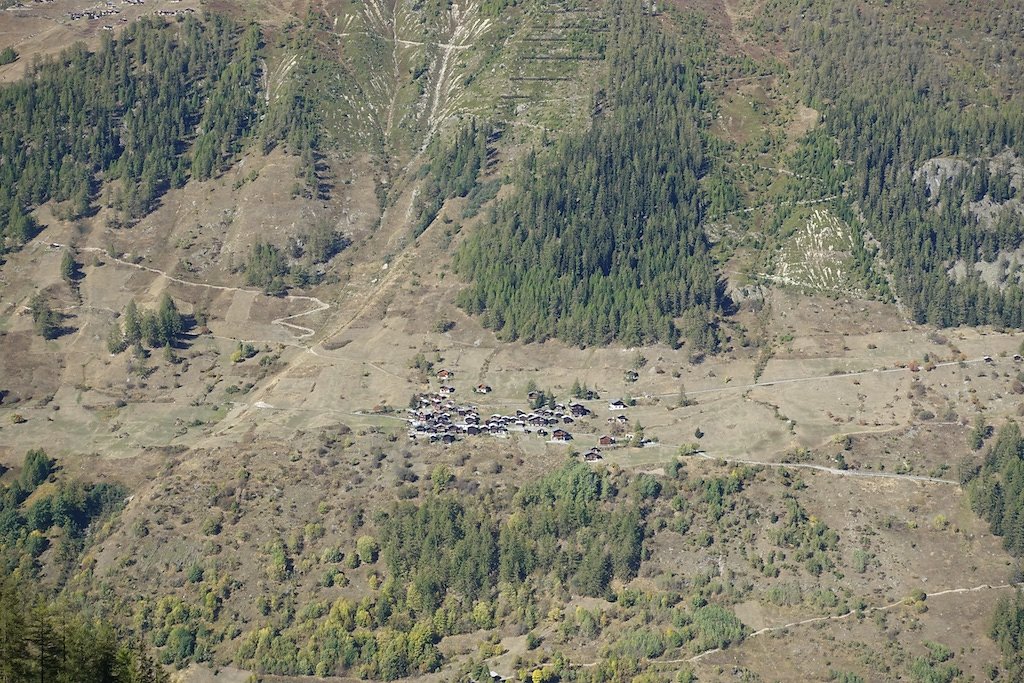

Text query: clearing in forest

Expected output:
[771,206,861,295]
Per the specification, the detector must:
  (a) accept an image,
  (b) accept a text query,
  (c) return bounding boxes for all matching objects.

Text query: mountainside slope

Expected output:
[2,1,1024,682]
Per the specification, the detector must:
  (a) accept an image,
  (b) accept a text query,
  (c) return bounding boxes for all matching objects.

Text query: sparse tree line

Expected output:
[260,31,325,198]
[23,250,83,340]
[963,420,1024,680]
[965,421,1024,558]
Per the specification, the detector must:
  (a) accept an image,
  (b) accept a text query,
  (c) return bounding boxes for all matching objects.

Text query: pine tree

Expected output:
[0,578,29,683]
[107,325,128,354]
[157,294,182,344]
[141,311,163,349]
[60,250,76,284]
[27,599,60,683]
[29,295,62,340]
[123,301,142,346]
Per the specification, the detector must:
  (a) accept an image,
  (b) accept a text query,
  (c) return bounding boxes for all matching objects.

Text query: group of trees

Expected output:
[454,2,727,347]
[245,242,289,295]
[0,577,169,683]
[108,295,186,353]
[771,494,840,577]
[244,219,350,294]
[965,421,1024,557]
[28,293,66,340]
[0,450,142,679]
[964,421,1024,679]
[0,449,127,578]
[260,34,321,168]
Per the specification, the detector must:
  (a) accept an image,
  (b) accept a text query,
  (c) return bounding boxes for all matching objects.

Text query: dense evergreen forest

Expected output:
[964,421,1024,679]
[410,120,493,237]
[759,1,1024,326]
[990,589,1024,681]
[0,14,277,254]
[454,1,726,348]
[965,422,1024,559]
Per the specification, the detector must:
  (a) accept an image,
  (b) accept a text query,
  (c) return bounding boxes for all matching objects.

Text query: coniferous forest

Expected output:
[0,577,170,683]
[761,1,1024,326]
[966,422,1024,560]
[0,14,274,254]
[454,3,725,348]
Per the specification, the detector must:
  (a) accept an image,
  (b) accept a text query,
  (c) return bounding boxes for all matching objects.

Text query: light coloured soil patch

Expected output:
[793,473,1010,598]
[786,104,819,146]
[812,422,970,478]
[771,206,861,295]
[731,600,772,631]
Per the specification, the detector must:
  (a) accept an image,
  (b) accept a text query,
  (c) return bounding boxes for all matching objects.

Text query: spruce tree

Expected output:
[123,301,142,346]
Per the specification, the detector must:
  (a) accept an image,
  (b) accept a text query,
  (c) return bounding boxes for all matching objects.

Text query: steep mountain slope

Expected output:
[2,1,1024,682]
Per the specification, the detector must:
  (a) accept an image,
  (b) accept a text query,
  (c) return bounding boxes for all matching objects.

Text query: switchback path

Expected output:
[71,246,329,340]
[56,243,995,487]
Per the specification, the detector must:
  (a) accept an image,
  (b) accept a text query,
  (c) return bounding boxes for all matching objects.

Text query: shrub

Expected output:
[200,516,222,536]
[187,564,204,583]
[356,535,379,564]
